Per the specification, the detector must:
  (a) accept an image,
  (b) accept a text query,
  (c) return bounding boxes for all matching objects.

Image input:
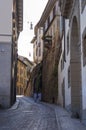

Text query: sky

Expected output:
[18,0,48,61]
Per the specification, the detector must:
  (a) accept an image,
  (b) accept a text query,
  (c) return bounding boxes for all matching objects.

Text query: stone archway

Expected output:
[70,16,82,118]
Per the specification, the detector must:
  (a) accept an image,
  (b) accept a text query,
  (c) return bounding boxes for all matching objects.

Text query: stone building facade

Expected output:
[31,23,43,64]
[38,0,61,103]
[16,56,27,95]
[58,0,86,124]
[16,55,34,97]
[0,0,23,108]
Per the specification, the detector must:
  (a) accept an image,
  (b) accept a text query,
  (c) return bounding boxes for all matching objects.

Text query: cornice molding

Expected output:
[39,0,57,26]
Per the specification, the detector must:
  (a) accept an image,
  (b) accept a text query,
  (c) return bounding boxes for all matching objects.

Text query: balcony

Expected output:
[59,0,73,18]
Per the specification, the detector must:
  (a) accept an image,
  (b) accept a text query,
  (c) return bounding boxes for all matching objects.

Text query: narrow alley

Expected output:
[0,0,86,130]
[0,96,86,130]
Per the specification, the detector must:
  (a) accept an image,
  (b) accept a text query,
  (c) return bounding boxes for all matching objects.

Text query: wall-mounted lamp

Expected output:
[42,35,52,49]
[43,35,52,43]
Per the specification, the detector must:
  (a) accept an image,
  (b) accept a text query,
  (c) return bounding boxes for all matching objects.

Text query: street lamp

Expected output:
[27,21,33,30]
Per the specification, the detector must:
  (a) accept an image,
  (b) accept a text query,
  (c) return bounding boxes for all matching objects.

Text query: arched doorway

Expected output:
[70,16,82,118]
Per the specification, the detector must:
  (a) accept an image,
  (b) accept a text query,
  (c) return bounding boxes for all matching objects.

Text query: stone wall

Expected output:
[42,46,59,104]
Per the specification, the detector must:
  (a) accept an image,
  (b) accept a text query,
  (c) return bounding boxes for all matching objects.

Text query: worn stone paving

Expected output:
[0,96,58,130]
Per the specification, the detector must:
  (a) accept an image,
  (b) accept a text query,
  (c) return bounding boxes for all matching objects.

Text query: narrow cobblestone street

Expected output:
[0,96,58,130]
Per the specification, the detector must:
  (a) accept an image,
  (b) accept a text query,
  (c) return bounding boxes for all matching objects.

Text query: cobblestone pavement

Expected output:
[0,96,58,130]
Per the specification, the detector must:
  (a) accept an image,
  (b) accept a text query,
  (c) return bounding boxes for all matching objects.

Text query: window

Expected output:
[12,12,16,20]
[61,59,63,71]
[13,22,15,28]
[61,53,64,71]
[83,27,86,66]
[53,24,55,38]
[38,42,40,47]
[36,43,38,56]
[67,31,69,55]
[83,35,86,66]
[68,66,70,88]
[62,52,64,69]
[60,16,64,38]
[39,48,41,57]
[48,16,50,26]
[53,6,56,18]
[51,27,52,36]
[38,42,41,57]
[62,79,64,96]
